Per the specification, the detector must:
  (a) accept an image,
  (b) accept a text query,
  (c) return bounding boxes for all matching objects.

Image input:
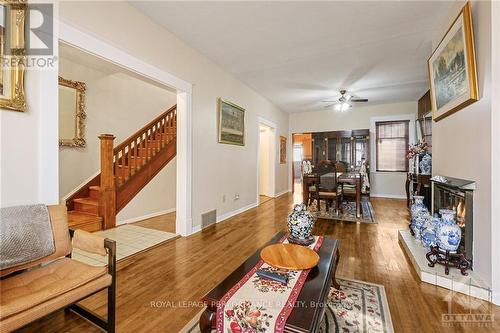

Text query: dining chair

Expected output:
[311,160,342,214]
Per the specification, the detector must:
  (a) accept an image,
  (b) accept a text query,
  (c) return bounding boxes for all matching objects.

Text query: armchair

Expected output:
[0,205,116,333]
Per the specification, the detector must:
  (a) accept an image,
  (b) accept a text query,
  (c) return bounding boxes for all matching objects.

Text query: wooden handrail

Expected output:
[112,106,177,188]
[114,105,177,153]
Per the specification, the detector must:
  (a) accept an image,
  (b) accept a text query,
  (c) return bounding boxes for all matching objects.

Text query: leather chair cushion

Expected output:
[0,258,108,320]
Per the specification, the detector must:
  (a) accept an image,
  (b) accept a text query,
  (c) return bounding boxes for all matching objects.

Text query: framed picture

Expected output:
[218,98,245,146]
[280,136,287,164]
[428,2,478,122]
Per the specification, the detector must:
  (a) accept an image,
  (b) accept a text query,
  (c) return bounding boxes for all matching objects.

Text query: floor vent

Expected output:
[202,210,217,228]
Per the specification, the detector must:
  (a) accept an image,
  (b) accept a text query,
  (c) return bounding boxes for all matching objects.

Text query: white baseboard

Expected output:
[370,193,406,199]
[188,202,259,236]
[217,202,258,223]
[117,208,176,225]
[61,171,100,202]
[191,224,202,234]
[275,189,291,198]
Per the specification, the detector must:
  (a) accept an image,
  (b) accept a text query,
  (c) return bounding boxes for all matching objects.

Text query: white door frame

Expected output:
[256,117,277,204]
[57,21,193,236]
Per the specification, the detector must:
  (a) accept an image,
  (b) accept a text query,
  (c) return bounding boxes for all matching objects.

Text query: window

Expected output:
[376,120,409,172]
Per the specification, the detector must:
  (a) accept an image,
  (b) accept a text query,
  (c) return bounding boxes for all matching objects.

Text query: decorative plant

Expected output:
[407,140,428,160]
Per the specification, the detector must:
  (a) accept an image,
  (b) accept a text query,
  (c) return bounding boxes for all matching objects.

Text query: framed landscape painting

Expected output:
[280,136,287,164]
[428,2,478,122]
[218,98,245,146]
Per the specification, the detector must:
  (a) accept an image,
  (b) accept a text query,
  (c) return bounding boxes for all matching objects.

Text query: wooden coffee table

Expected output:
[200,232,340,333]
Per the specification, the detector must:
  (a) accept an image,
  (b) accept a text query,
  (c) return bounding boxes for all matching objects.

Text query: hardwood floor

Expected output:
[259,195,274,205]
[17,194,499,333]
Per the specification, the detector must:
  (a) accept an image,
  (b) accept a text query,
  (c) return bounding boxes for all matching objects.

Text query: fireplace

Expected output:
[432,176,474,267]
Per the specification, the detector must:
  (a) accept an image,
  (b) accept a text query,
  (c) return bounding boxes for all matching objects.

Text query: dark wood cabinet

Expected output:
[417,90,431,119]
[309,129,370,170]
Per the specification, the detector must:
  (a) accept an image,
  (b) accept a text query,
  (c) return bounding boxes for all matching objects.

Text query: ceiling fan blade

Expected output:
[321,100,338,103]
[323,104,335,108]
[351,98,368,102]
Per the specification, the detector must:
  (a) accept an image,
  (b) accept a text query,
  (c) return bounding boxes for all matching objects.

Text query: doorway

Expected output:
[58,23,193,236]
[292,133,312,198]
[257,119,276,204]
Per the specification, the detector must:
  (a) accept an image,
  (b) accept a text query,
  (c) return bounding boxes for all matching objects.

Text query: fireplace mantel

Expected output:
[431,175,476,191]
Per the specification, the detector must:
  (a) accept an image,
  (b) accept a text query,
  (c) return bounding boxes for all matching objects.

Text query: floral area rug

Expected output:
[308,198,376,224]
[180,278,394,333]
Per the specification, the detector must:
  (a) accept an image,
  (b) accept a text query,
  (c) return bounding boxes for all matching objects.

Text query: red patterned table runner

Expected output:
[216,235,324,333]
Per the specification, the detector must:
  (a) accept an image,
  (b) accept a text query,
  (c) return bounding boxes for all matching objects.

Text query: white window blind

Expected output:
[376,121,409,172]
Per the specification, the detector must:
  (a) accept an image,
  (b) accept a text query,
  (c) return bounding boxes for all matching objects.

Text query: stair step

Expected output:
[73,197,99,215]
[67,211,103,232]
[89,186,100,199]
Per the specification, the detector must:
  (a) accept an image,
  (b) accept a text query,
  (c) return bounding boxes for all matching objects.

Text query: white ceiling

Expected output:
[131,1,454,113]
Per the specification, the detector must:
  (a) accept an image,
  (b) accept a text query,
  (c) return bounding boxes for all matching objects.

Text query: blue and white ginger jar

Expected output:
[287,204,315,240]
[419,153,432,175]
[436,209,461,252]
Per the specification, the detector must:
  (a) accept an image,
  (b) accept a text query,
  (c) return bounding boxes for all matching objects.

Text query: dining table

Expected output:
[302,172,362,218]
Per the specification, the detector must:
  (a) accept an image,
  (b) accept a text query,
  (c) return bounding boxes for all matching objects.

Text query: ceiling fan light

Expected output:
[345,94,352,101]
[341,103,350,112]
[334,104,342,111]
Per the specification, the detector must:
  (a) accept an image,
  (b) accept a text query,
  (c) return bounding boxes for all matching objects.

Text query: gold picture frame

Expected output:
[0,1,26,112]
[59,76,87,147]
[280,136,287,164]
[217,98,245,146]
[428,2,478,122]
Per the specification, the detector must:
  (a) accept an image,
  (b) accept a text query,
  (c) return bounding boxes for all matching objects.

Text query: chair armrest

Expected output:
[69,229,116,277]
[71,229,108,256]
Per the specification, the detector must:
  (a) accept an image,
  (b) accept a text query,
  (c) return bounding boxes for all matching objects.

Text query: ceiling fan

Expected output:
[322,89,368,111]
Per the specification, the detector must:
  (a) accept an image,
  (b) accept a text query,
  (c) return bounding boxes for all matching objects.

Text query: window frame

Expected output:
[375,120,410,172]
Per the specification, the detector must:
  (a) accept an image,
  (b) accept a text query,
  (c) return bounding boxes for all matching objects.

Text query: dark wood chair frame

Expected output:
[310,160,343,214]
[66,229,117,333]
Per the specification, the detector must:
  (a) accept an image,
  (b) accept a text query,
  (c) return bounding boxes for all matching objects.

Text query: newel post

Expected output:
[99,134,116,229]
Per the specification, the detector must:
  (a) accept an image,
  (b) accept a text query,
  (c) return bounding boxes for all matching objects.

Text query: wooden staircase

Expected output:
[66,105,177,232]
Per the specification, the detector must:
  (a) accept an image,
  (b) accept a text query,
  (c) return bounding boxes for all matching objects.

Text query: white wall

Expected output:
[0,2,59,207]
[432,0,493,289]
[290,101,418,198]
[57,2,290,229]
[58,48,177,223]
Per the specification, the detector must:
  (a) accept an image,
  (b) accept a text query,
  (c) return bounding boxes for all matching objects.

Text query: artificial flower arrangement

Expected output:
[406,140,428,159]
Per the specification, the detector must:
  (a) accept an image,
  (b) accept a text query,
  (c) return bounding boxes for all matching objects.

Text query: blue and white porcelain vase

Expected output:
[436,209,461,252]
[419,153,432,175]
[287,204,315,243]
[421,215,438,249]
[411,196,428,218]
[410,196,428,238]
[412,212,431,242]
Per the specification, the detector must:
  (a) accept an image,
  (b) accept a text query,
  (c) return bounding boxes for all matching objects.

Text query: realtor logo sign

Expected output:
[26,3,53,56]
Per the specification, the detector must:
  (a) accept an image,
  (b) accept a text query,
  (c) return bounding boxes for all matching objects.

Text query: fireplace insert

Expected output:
[432,176,474,267]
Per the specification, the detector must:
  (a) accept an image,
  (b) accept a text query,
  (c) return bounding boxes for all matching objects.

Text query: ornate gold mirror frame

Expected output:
[0,1,26,112]
[59,76,87,147]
